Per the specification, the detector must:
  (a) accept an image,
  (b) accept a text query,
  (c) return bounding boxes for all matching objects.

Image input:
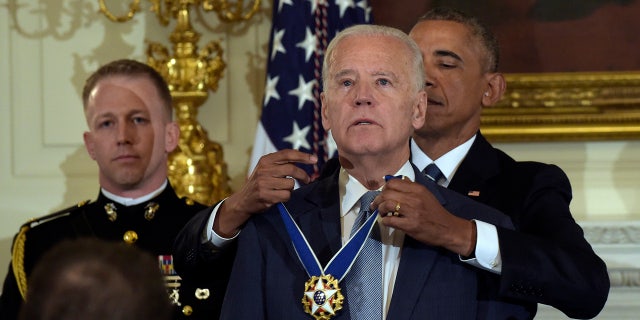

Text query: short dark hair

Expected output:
[82,59,173,118]
[19,238,172,320]
[417,7,500,73]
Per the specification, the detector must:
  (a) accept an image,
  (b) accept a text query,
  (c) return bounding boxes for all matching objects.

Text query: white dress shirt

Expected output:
[410,136,502,273]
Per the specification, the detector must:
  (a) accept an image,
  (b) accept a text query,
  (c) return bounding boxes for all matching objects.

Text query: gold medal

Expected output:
[302,275,343,320]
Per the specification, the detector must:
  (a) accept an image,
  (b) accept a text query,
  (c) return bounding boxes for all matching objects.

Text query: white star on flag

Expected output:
[297,28,318,62]
[288,75,317,110]
[264,75,281,105]
[283,122,312,150]
[335,0,356,18]
[271,29,287,60]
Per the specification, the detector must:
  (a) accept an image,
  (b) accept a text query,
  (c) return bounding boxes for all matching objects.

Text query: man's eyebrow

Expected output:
[333,69,356,79]
[434,49,463,63]
[372,70,398,81]
[93,108,147,120]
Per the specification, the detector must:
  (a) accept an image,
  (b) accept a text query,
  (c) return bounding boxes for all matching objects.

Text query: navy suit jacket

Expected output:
[214,165,531,319]
[446,132,610,318]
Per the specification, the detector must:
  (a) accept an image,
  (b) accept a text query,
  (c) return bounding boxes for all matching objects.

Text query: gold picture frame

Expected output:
[481,71,640,142]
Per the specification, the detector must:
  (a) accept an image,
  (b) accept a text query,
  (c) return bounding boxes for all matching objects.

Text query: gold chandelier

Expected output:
[99,0,260,205]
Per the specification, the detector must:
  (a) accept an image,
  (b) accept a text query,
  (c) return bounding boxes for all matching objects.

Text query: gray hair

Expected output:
[322,24,425,94]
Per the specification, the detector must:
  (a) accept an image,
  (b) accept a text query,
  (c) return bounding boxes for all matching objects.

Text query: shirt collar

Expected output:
[339,161,415,217]
[410,135,476,183]
[101,180,168,206]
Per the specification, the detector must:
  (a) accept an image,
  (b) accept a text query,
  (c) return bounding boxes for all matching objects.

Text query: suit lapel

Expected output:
[386,166,447,318]
[285,171,342,268]
[387,236,440,319]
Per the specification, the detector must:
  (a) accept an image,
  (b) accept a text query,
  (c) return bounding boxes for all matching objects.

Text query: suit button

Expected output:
[182,305,193,316]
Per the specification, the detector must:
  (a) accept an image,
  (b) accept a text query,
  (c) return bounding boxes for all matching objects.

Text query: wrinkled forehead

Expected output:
[328,34,410,74]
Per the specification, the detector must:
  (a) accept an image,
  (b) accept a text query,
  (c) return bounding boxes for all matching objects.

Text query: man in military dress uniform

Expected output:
[0,59,230,319]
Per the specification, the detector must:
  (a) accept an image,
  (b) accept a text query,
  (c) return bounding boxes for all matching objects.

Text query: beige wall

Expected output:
[1,1,639,318]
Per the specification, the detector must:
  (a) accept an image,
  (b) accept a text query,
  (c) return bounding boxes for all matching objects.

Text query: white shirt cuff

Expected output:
[460,219,502,274]
[203,199,240,249]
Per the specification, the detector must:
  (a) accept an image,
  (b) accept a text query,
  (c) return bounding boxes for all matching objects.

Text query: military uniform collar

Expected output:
[101,180,168,207]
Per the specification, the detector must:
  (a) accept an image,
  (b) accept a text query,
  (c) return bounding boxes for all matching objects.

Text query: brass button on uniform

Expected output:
[182,305,193,316]
[123,230,138,244]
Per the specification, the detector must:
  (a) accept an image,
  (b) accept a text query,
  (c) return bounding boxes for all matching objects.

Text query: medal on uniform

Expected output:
[159,255,182,305]
[277,203,379,320]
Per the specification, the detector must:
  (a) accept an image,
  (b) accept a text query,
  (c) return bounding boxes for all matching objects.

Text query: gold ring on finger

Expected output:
[393,202,401,216]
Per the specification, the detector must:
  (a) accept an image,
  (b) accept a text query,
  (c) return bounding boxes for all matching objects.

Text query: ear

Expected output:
[164,122,180,153]
[83,132,97,160]
[481,72,506,107]
[411,90,427,130]
[320,92,331,130]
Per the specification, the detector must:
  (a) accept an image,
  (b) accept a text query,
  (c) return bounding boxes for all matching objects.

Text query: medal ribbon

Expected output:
[277,202,379,281]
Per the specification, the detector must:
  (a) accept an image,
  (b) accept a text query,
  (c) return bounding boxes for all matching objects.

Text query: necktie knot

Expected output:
[352,191,380,236]
[359,190,380,217]
[423,163,444,184]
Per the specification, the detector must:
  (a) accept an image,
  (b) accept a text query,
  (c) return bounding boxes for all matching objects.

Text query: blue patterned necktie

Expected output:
[344,190,382,320]
[423,163,444,185]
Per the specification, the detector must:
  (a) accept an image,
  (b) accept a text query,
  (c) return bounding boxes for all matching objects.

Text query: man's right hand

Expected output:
[214,149,318,237]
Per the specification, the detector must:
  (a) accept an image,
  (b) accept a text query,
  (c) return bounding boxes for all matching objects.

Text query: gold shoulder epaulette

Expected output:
[12,199,91,299]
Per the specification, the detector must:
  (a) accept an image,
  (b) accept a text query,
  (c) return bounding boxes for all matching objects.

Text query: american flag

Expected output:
[248,0,372,179]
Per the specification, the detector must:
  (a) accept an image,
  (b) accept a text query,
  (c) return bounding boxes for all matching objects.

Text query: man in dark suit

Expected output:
[175,24,531,319]
[0,59,225,320]
[407,8,610,318]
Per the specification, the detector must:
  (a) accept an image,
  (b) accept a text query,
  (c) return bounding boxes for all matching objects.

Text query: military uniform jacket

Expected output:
[0,184,225,320]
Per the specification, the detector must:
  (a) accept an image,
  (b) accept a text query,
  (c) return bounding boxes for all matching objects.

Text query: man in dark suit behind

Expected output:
[407,8,610,318]
[176,24,531,319]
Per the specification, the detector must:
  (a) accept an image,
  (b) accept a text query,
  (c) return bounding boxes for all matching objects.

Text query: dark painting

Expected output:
[371,0,640,73]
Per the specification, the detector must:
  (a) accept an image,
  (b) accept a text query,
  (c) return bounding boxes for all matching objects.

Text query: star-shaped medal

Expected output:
[302,275,344,320]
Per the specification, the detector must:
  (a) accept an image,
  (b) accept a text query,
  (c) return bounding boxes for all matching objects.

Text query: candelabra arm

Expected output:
[202,0,261,22]
[149,0,175,26]
[98,0,141,22]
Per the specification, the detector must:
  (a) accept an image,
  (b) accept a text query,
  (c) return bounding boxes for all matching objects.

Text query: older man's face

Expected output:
[321,34,425,162]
